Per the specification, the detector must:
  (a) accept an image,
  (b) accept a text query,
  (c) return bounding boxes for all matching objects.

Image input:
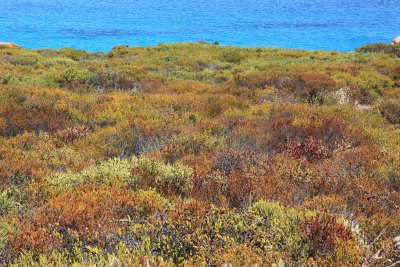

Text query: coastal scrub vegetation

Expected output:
[0,42,399,266]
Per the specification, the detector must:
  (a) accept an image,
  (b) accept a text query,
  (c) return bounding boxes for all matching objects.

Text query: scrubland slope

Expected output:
[0,42,399,266]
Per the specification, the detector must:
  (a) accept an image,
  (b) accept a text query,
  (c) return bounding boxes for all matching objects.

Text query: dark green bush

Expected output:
[379,99,400,124]
[219,49,244,63]
[356,43,400,57]
[10,54,38,66]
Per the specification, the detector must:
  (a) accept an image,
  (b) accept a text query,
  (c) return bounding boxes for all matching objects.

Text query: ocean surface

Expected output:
[1,0,399,52]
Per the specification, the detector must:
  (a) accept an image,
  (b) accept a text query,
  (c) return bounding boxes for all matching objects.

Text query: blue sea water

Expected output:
[0,0,399,52]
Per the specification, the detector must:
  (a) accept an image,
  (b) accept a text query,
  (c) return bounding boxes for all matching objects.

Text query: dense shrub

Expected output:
[10,186,167,254]
[0,43,399,265]
[10,54,39,66]
[265,114,347,161]
[233,72,337,104]
[356,43,400,57]
[56,67,90,86]
[301,213,355,260]
[54,125,90,143]
[48,156,194,196]
[0,102,71,137]
[274,73,337,103]
[161,131,223,163]
[132,156,194,196]
[212,149,265,176]
[87,70,143,92]
[233,72,272,89]
[57,48,91,61]
[219,49,243,63]
[0,188,20,216]
[379,99,400,124]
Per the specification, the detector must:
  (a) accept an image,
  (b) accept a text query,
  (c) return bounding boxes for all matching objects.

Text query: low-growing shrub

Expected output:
[356,43,400,57]
[56,67,90,86]
[161,131,223,163]
[133,156,194,196]
[48,156,194,195]
[219,49,243,63]
[10,54,39,66]
[48,157,134,188]
[301,213,354,258]
[54,125,90,144]
[379,99,400,124]
[0,103,71,137]
[41,57,76,67]
[10,186,137,253]
[87,70,142,91]
[266,114,347,161]
[0,188,21,216]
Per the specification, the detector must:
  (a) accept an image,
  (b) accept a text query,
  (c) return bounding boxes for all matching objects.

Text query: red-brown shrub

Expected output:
[212,149,266,176]
[54,125,90,144]
[266,115,347,161]
[301,213,354,258]
[10,186,139,254]
[0,103,71,137]
[286,136,332,161]
[10,224,61,255]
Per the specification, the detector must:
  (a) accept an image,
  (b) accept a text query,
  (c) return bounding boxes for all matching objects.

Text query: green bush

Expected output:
[249,201,307,259]
[219,49,244,63]
[162,131,224,163]
[109,45,136,58]
[0,188,21,216]
[48,157,134,188]
[48,156,193,195]
[379,99,400,124]
[41,57,76,67]
[377,158,400,191]
[58,47,90,61]
[356,43,400,57]
[0,220,15,251]
[56,67,90,85]
[133,156,194,195]
[0,74,18,85]
[10,54,39,66]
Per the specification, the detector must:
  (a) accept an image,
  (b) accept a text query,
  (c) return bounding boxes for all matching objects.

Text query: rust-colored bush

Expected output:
[189,150,272,208]
[266,115,347,161]
[10,186,139,254]
[286,136,332,161]
[301,213,354,258]
[212,149,266,176]
[54,125,90,144]
[10,224,61,255]
[0,103,71,137]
